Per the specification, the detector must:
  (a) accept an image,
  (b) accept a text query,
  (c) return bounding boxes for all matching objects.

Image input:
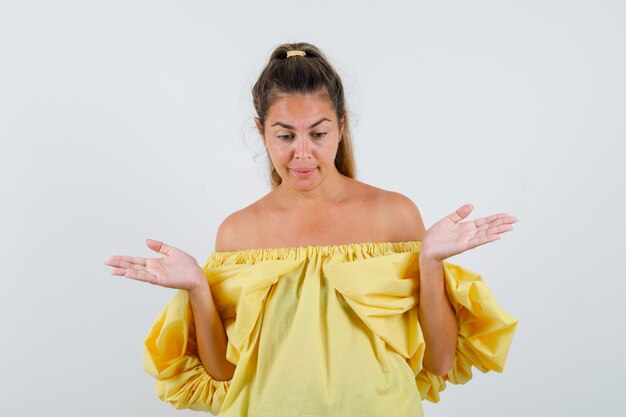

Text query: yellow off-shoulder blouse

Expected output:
[143,241,518,417]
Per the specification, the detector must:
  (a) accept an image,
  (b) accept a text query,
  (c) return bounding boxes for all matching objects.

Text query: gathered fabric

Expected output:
[144,241,518,416]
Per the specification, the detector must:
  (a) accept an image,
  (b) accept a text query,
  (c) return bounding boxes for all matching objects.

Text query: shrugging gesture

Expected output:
[420,203,518,262]
[105,239,206,291]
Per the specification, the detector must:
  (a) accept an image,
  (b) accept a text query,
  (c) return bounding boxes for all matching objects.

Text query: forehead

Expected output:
[266,93,335,127]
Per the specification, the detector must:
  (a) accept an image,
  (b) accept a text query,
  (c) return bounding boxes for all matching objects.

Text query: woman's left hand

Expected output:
[420,203,518,263]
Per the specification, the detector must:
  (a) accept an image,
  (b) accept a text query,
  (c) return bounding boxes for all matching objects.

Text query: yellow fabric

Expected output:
[144,241,518,416]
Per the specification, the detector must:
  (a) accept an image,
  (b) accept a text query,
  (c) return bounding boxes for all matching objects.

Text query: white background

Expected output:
[1,1,624,416]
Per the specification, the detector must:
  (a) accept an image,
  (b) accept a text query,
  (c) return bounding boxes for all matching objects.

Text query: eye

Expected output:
[311,132,327,139]
[277,134,294,141]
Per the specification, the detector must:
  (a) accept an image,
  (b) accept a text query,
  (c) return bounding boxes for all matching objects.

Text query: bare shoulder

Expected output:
[358,183,426,242]
[214,199,265,252]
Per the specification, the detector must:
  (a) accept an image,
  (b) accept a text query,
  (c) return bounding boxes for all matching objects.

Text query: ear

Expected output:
[254,117,266,146]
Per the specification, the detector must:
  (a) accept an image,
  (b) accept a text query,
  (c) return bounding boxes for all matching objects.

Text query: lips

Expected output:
[290,167,316,178]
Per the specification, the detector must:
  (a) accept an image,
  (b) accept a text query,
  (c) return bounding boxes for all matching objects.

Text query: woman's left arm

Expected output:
[398,200,517,377]
[417,256,458,376]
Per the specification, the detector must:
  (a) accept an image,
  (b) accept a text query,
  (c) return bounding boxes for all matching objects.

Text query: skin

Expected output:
[257,92,346,199]
[104,91,518,381]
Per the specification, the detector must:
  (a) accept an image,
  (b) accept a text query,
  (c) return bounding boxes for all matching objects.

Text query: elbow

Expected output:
[210,362,236,381]
[427,360,453,377]
[423,351,455,377]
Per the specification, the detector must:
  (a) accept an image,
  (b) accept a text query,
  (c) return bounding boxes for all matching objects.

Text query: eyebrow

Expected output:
[270,118,331,129]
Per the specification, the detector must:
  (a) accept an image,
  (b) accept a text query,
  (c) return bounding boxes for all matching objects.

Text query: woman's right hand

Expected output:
[105,239,207,291]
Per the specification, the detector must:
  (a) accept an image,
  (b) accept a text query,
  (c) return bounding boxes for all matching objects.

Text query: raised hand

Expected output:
[105,239,206,291]
[420,204,517,263]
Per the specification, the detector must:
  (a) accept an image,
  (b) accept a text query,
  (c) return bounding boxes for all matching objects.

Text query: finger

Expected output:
[118,258,150,272]
[475,215,517,232]
[146,239,171,256]
[108,263,148,276]
[470,225,513,246]
[109,267,128,276]
[120,268,159,285]
[468,233,500,249]
[474,213,516,229]
[487,223,514,235]
[474,213,506,228]
[105,256,147,268]
[448,203,473,223]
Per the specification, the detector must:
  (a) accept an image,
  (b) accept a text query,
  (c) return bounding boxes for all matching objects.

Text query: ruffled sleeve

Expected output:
[143,252,305,414]
[322,248,517,403]
[411,261,518,403]
[143,289,231,415]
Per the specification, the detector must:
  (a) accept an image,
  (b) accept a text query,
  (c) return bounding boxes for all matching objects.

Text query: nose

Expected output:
[294,136,311,159]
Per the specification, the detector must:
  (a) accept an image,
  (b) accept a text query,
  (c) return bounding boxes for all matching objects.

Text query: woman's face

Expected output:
[256,92,345,192]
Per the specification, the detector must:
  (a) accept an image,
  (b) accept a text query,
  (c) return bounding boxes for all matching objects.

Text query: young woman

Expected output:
[105,42,518,417]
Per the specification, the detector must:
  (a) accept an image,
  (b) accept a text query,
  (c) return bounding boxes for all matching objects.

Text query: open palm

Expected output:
[105,239,205,290]
[421,204,518,262]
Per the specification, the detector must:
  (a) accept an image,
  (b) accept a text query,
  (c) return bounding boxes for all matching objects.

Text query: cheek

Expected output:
[268,146,292,166]
[319,143,339,162]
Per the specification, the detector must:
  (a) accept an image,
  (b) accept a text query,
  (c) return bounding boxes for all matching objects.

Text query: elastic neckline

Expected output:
[211,240,422,257]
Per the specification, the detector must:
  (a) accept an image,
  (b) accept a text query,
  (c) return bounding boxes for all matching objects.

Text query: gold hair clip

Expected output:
[286,50,306,57]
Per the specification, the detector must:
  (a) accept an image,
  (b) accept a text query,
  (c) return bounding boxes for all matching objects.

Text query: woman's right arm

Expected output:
[189,213,244,380]
[105,235,237,381]
[187,278,236,380]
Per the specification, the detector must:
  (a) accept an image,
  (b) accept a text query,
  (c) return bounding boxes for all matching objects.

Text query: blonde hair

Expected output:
[252,42,356,188]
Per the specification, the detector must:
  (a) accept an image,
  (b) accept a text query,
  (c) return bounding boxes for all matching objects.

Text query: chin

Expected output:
[285,179,321,192]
